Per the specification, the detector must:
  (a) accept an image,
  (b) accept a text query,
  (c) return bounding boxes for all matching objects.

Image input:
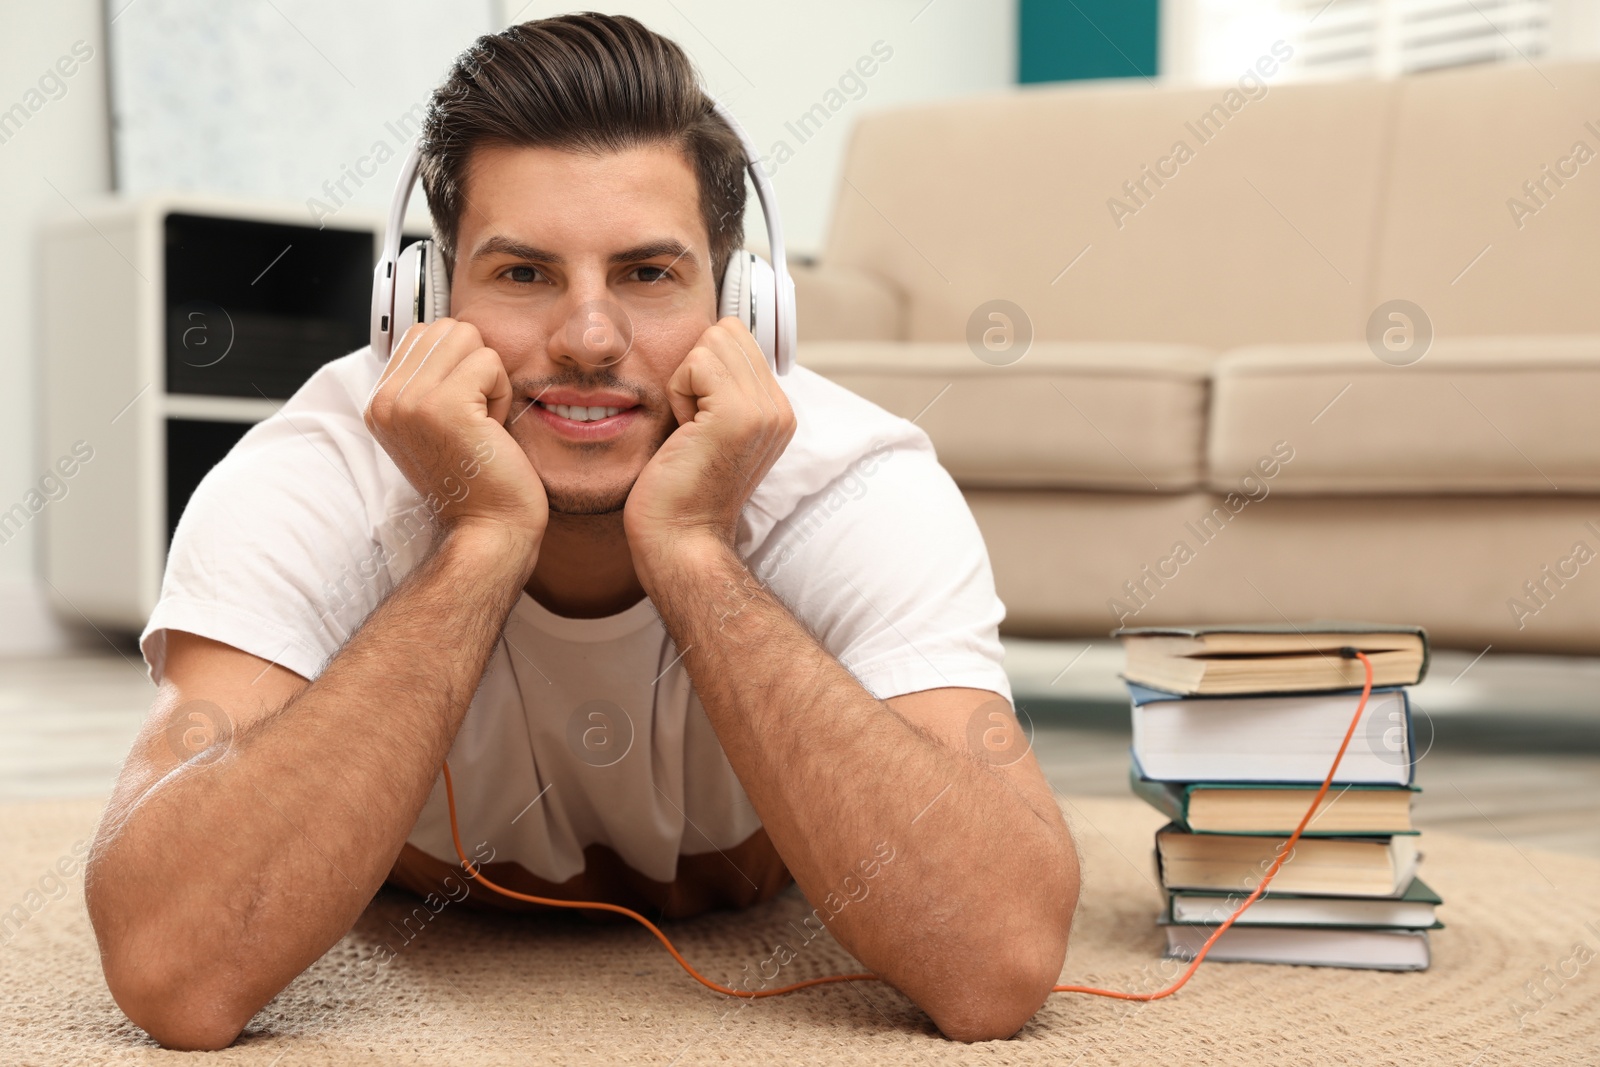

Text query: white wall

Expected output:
[1550,0,1600,60]
[0,0,111,648]
[109,0,495,230]
[108,0,1015,255]
[495,2,1016,256]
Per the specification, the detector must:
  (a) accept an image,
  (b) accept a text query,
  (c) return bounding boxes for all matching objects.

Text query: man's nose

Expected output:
[546,279,633,371]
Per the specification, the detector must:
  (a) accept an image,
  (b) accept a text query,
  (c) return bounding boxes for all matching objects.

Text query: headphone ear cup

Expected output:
[424,240,450,321]
[386,238,449,353]
[719,251,778,372]
[719,251,750,331]
[746,255,778,372]
[390,239,428,343]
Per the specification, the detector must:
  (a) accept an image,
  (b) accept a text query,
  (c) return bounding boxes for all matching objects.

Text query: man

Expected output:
[85,13,1079,1050]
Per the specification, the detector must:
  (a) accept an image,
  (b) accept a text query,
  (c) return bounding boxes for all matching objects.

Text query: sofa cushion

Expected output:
[798,341,1211,491]
[824,75,1394,350]
[1209,336,1600,494]
[1373,62,1600,339]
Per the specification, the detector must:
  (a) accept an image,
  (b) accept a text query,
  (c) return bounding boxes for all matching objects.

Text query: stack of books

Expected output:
[1117,623,1442,971]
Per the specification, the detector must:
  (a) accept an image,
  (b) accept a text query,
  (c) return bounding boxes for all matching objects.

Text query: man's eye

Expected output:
[634,266,670,283]
[503,265,539,284]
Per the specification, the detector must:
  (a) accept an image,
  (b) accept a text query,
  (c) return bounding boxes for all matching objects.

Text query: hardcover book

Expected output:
[1115,622,1430,695]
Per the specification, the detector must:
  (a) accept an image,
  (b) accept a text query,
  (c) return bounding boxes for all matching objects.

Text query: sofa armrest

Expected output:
[791,262,905,342]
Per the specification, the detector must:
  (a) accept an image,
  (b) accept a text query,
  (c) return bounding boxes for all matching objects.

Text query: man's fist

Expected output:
[623,317,795,580]
[364,318,548,563]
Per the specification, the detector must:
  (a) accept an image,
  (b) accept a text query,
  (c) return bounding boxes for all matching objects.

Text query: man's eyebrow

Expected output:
[471,235,563,263]
[468,236,698,270]
[611,240,697,269]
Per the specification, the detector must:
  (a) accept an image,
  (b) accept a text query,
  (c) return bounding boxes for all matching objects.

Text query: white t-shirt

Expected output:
[140,347,1011,891]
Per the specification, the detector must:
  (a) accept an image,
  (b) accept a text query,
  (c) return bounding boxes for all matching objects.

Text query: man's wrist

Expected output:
[438,519,542,587]
[633,527,739,600]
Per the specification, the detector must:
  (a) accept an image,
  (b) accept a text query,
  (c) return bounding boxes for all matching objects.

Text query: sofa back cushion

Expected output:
[824,74,1395,350]
[1372,62,1600,339]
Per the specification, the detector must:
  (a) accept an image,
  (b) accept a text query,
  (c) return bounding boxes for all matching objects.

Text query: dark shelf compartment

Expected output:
[164,213,373,399]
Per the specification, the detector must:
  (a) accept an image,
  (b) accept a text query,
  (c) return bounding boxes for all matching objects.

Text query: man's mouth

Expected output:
[534,400,634,423]
[523,394,644,439]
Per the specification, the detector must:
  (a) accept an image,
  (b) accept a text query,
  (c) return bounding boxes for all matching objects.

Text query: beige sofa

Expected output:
[793,60,1600,653]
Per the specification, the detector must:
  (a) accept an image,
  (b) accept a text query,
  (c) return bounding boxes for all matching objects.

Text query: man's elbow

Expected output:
[923,947,1065,1043]
[927,872,1078,1042]
[109,965,258,1050]
[88,857,265,1049]
[99,945,256,1050]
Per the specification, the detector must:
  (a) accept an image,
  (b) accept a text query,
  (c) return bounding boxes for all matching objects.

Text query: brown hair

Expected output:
[418,13,747,290]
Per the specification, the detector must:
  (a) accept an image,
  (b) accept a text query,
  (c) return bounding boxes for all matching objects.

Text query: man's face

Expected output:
[449,142,718,515]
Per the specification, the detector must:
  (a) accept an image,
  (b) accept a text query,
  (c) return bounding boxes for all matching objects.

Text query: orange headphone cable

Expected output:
[440,650,1379,1001]
[440,765,875,997]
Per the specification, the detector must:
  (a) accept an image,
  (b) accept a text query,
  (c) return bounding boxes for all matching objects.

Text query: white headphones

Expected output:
[370,99,795,376]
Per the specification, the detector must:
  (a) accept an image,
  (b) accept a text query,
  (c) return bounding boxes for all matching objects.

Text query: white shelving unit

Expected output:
[38,195,406,631]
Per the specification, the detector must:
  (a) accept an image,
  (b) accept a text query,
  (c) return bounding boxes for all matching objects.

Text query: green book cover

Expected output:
[1128,764,1420,836]
[1172,877,1443,906]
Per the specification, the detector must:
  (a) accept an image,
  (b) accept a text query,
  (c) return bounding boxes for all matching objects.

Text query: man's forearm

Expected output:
[88,522,535,1047]
[644,540,1077,1040]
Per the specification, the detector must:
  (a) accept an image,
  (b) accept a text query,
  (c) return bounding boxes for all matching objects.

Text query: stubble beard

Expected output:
[538,418,675,517]
[545,477,630,516]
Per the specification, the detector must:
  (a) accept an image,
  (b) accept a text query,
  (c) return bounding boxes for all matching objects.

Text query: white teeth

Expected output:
[541,402,622,422]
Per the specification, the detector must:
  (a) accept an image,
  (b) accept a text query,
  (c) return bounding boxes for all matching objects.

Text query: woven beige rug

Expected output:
[3,793,1596,1065]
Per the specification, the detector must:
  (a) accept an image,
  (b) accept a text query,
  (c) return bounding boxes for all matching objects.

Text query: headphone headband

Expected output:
[371,97,795,374]
[709,98,791,313]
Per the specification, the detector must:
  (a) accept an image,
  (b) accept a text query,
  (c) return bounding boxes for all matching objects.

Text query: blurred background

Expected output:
[4,1,1599,856]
